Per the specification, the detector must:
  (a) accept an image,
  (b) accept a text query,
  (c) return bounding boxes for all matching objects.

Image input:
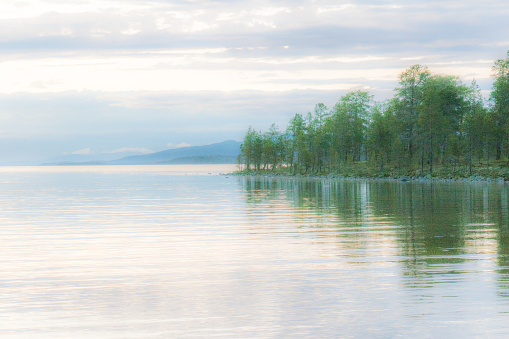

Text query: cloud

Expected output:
[1,1,507,56]
[72,147,93,155]
[103,147,154,154]
[0,0,509,164]
[167,142,191,149]
[0,0,505,96]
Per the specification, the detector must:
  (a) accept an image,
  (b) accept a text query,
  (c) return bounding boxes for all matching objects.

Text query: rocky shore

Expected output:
[229,170,508,183]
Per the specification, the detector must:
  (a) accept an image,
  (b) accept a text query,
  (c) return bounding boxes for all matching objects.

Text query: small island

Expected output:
[236,52,509,181]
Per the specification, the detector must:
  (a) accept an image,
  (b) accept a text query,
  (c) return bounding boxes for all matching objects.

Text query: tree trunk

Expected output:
[469,140,473,176]
[429,130,433,174]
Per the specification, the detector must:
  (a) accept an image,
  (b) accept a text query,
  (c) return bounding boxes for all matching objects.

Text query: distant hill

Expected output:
[159,155,238,164]
[109,140,241,165]
[41,149,151,165]
[40,140,241,166]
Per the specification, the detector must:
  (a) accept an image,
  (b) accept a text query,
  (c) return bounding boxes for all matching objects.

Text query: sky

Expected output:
[1,0,509,164]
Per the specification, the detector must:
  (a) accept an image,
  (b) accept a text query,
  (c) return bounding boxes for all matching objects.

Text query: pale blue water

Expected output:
[1,165,509,338]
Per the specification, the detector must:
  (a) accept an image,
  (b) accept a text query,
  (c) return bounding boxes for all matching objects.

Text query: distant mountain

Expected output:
[40,140,242,166]
[159,155,238,164]
[110,140,241,165]
[41,149,152,166]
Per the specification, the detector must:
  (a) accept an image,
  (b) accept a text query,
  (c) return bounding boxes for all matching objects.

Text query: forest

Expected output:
[237,51,509,179]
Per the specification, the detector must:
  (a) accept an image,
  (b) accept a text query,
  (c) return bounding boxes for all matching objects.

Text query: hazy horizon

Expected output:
[1,0,509,164]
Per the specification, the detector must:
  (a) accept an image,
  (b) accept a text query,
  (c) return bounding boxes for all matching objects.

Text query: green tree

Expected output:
[491,51,509,160]
[238,52,509,178]
[328,91,372,168]
[418,74,467,173]
[464,80,488,173]
[304,103,331,173]
[261,123,283,169]
[239,126,257,169]
[367,101,398,171]
[395,65,431,167]
[287,113,307,173]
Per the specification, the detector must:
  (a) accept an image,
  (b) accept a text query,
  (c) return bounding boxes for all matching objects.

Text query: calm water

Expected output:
[1,165,509,338]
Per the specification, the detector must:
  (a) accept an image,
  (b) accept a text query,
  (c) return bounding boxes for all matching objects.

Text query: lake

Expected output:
[1,165,509,338]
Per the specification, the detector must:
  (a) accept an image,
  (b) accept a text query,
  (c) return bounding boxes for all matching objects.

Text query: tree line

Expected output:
[238,52,509,177]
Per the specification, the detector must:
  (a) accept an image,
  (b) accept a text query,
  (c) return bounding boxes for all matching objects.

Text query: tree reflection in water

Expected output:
[239,176,509,295]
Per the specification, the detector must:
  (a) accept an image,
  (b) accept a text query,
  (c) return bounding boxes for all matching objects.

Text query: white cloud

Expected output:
[72,148,93,155]
[167,142,191,149]
[0,0,151,20]
[0,0,503,94]
[316,4,354,15]
[0,0,508,163]
[103,147,153,154]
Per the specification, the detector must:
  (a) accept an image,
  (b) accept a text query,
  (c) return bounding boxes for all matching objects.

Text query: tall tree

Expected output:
[367,101,397,171]
[395,65,431,166]
[491,51,509,160]
[305,103,330,173]
[328,90,372,166]
[239,126,257,169]
[418,74,467,173]
[287,113,307,173]
[263,123,284,169]
[464,80,488,173]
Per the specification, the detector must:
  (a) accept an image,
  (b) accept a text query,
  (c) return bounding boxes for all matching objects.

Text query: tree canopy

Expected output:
[238,52,509,178]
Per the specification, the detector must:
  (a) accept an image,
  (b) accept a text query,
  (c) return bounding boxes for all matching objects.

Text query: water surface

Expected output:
[1,166,509,337]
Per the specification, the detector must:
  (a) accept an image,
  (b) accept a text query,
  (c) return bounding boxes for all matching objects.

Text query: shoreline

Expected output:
[228,170,508,184]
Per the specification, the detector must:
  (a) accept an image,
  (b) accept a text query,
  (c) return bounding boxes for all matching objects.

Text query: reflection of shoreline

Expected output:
[231,172,508,184]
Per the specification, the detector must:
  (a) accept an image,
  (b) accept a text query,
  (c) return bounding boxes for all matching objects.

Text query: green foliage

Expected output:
[238,52,509,179]
[367,101,398,171]
[491,51,509,159]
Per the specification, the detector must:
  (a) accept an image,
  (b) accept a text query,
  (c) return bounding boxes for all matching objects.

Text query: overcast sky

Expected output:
[1,0,508,163]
